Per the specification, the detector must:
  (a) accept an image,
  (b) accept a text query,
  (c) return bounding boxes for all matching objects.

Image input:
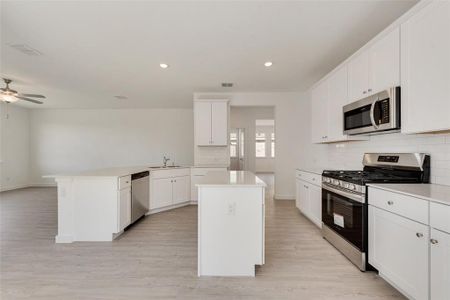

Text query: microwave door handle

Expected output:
[370,96,379,129]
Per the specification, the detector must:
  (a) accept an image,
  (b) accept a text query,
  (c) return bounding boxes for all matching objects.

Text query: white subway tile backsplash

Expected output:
[324,132,450,186]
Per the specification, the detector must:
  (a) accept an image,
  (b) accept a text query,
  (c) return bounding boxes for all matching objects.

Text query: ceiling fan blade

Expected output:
[18,93,46,99]
[16,96,43,104]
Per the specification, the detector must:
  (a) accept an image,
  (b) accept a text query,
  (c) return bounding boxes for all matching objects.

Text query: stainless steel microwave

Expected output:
[343,87,400,135]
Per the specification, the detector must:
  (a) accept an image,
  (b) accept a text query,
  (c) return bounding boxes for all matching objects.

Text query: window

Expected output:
[255,132,266,157]
[230,132,237,157]
[271,132,275,158]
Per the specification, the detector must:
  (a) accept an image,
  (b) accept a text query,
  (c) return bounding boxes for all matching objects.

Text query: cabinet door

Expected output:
[308,184,322,228]
[295,179,302,210]
[401,1,450,134]
[172,176,190,205]
[327,65,348,141]
[311,81,328,143]
[369,27,400,94]
[118,187,131,232]
[298,182,310,215]
[195,101,212,146]
[211,101,228,146]
[369,206,429,300]
[348,51,369,102]
[150,178,173,209]
[430,228,450,300]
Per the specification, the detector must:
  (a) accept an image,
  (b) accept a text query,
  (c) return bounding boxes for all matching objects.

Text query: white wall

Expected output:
[295,92,450,186]
[194,92,304,199]
[230,106,275,173]
[29,109,194,185]
[0,103,30,191]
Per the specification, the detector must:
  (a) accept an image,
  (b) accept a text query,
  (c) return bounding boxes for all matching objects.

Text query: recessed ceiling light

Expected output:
[264,61,273,67]
[159,63,169,69]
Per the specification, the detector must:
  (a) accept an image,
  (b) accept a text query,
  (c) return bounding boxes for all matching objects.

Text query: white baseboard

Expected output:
[0,182,57,192]
[0,183,31,192]
[274,194,295,200]
[55,234,74,243]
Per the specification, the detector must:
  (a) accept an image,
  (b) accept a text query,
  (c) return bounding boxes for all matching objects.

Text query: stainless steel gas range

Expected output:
[321,153,430,271]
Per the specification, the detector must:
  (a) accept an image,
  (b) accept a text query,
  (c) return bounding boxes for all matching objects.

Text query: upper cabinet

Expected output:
[348,28,400,102]
[194,100,228,146]
[311,65,367,143]
[401,1,450,134]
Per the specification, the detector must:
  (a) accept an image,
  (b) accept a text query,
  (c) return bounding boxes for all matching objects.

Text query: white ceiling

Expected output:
[1,0,418,109]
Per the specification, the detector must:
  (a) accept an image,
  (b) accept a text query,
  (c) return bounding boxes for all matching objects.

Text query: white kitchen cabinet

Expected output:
[150,177,173,209]
[430,228,450,300]
[348,28,400,102]
[401,1,450,134]
[369,27,400,94]
[369,206,429,300]
[150,168,191,211]
[311,81,328,143]
[172,176,190,205]
[348,51,370,102]
[194,100,228,146]
[311,66,367,144]
[295,170,322,228]
[118,187,131,232]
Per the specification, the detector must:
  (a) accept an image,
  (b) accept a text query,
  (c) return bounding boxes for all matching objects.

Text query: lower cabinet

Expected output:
[118,186,131,232]
[368,206,429,300]
[150,174,190,210]
[430,228,450,300]
[295,177,322,228]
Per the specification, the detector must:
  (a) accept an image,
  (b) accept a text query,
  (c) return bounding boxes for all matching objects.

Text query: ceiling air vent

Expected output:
[221,83,233,88]
[9,44,43,56]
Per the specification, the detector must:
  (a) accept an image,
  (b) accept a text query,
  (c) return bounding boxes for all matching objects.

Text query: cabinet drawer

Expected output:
[431,202,450,234]
[151,168,190,179]
[191,167,227,176]
[118,175,131,190]
[296,170,321,187]
[368,187,428,225]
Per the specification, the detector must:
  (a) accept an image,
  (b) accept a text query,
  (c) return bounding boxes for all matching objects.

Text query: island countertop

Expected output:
[196,171,267,188]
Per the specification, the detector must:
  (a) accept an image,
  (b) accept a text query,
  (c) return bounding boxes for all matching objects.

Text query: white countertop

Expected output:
[196,171,267,187]
[45,165,190,178]
[296,167,324,175]
[367,183,450,206]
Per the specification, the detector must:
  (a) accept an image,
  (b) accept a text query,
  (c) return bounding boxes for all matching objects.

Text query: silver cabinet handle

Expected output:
[387,201,394,205]
[363,91,367,94]
[416,233,424,238]
[368,88,372,92]
[430,239,439,245]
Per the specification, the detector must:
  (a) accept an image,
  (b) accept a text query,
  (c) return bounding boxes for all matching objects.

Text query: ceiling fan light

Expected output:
[1,94,18,103]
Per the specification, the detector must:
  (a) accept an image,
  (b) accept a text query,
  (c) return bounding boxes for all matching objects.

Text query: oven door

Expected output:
[322,187,366,251]
[343,86,400,135]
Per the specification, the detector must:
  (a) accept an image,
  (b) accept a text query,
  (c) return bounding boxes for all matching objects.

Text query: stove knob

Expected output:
[343,183,349,189]
[332,179,339,185]
[348,184,356,190]
[324,178,330,183]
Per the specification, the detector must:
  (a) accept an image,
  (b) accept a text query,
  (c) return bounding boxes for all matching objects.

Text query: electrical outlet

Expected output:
[227,202,236,216]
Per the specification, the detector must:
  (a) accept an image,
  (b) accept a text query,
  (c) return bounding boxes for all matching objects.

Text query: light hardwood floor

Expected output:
[1,175,404,300]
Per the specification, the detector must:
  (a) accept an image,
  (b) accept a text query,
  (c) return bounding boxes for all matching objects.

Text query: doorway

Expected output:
[230,128,245,171]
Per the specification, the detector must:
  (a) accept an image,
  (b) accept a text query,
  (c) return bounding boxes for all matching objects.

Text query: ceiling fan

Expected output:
[0,78,45,104]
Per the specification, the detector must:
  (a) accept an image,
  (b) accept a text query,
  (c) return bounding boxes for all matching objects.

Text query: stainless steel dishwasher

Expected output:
[131,171,149,224]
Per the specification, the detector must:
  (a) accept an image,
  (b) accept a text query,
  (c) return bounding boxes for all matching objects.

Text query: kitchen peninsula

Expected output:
[197,171,266,277]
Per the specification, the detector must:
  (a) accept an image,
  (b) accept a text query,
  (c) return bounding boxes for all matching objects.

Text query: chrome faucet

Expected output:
[163,156,170,168]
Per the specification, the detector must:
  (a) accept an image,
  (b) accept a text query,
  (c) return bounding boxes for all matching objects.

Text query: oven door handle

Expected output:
[323,183,365,204]
[370,96,379,129]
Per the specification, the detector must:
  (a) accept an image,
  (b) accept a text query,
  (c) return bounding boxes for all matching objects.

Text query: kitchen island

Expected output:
[197,171,266,277]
